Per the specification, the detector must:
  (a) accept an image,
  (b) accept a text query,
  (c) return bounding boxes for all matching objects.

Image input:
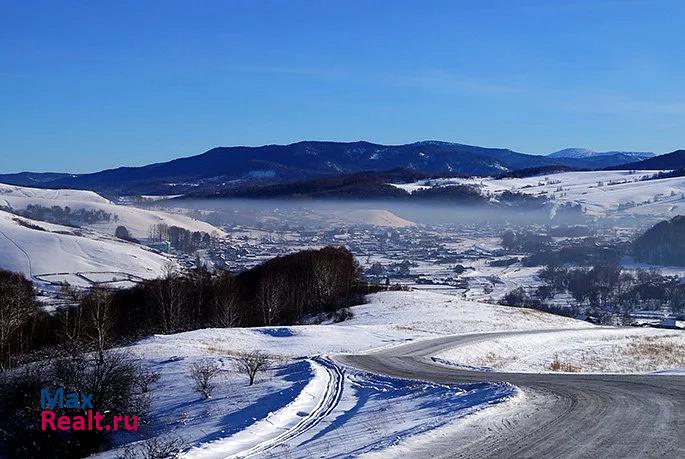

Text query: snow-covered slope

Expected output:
[143,291,593,359]
[0,209,171,287]
[92,290,682,457]
[435,327,685,374]
[0,183,224,239]
[391,170,685,219]
[548,148,653,160]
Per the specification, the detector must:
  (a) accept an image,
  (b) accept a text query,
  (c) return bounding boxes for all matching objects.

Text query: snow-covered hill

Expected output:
[95,290,585,458]
[548,148,653,160]
[0,183,224,239]
[0,209,171,289]
[391,170,685,219]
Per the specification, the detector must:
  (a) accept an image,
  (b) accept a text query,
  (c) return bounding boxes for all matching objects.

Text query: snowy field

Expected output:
[391,170,685,219]
[0,183,223,239]
[140,291,592,362]
[98,348,514,459]
[0,209,171,287]
[0,183,229,296]
[92,290,684,457]
[434,327,685,374]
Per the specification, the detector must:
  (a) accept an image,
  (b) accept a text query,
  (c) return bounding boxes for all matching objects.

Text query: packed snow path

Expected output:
[337,329,685,458]
[183,357,344,458]
[228,357,344,458]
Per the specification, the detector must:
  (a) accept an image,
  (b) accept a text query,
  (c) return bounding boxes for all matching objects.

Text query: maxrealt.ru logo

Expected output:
[40,388,138,431]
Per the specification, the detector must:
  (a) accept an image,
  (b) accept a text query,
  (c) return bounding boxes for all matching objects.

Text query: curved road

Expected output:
[336,330,685,458]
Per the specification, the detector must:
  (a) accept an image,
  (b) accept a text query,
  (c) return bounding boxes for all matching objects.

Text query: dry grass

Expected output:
[204,344,230,355]
[548,353,582,372]
[485,351,499,365]
[626,336,685,368]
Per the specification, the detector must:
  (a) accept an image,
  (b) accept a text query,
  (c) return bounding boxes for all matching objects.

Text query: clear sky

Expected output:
[1,0,684,173]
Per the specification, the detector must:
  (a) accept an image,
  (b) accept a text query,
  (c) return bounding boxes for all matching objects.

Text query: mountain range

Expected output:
[0,141,669,196]
[606,150,685,171]
[548,148,653,161]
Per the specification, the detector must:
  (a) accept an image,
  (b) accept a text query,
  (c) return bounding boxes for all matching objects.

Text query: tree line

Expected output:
[0,246,367,370]
[1,204,114,227]
[500,263,685,322]
[632,215,685,266]
[148,223,216,252]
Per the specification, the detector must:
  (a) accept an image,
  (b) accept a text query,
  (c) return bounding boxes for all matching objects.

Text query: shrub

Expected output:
[235,352,271,386]
[0,350,150,458]
[190,360,222,398]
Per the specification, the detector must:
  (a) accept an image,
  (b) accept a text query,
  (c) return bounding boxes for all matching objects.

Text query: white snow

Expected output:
[182,358,336,458]
[141,291,592,361]
[434,327,685,374]
[99,345,514,459]
[0,209,171,285]
[0,183,224,239]
[390,170,685,219]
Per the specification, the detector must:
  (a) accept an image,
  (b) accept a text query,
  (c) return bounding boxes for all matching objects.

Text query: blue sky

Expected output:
[1,0,684,173]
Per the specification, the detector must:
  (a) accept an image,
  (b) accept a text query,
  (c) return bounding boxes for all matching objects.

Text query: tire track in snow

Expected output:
[234,356,344,457]
[184,357,345,459]
[0,226,32,277]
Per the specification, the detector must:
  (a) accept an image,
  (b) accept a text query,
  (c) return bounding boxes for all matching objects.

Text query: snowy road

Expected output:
[337,330,685,458]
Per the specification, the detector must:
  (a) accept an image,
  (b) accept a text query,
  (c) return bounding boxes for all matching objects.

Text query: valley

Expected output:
[2,166,685,458]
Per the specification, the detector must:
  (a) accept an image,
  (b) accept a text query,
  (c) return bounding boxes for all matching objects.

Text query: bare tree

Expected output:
[56,284,86,349]
[256,272,284,326]
[81,288,114,363]
[212,271,240,327]
[123,436,185,459]
[148,223,169,241]
[313,257,341,307]
[0,271,38,369]
[150,263,187,334]
[235,351,271,386]
[137,369,161,394]
[190,360,222,398]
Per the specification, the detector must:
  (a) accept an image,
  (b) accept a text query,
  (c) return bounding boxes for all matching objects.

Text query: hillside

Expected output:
[390,170,685,220]
[0,183,224,240]
[633,215,685,266]
[549,148,653,161]
[0,209,171,289]
[609,150,685,171]
[0,172,75,186]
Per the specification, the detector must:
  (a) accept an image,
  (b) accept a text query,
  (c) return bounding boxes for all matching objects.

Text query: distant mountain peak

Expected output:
[549,148,654,160]
[549,148,595,158]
